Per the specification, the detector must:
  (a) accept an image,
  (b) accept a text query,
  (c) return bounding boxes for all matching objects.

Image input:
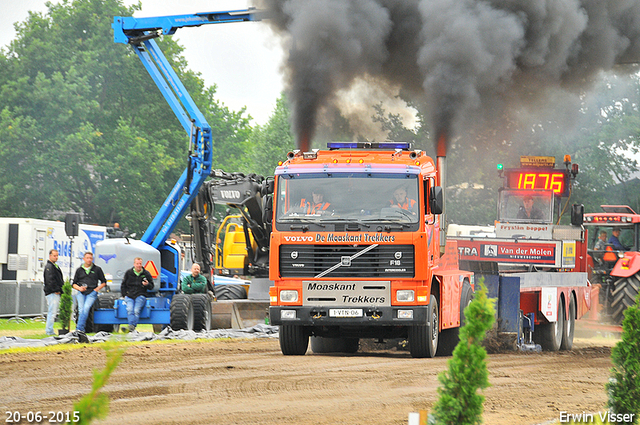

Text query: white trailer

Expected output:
[0,218,107,282]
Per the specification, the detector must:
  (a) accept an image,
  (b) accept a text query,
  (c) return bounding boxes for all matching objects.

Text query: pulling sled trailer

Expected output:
[449,155,598,352]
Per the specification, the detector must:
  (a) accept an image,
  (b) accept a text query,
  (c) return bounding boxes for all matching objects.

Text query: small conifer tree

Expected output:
[606,291,640,425]
[58,280,73,332]
[74,342,126,424]
[432,279,496,425]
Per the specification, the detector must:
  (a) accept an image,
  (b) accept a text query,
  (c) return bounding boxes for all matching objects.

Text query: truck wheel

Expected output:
[561,295,576,351]
[310,337,359,354]
[437,281,473,356]
[215,284,247,300]
[408,294,439,358]
[94,294,120,333]
[191,293,212,331]
[610,274,640,324]
[538,298,565,352]
[170,294,194,330]
[279,325,308,355]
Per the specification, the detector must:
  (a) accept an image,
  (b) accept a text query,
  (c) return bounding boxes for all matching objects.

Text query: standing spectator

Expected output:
[181,263,208,294]
[43,249,64,335]
[120,257,154,332]
[72,252,107,333]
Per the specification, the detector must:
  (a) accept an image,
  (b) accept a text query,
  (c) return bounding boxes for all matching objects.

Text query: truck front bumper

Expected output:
[269,305,428,326]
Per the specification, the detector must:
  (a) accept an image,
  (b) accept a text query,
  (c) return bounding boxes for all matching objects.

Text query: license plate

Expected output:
[329,309,363,318]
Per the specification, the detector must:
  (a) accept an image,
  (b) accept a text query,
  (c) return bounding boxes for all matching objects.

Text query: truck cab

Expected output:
[268,142,472,358]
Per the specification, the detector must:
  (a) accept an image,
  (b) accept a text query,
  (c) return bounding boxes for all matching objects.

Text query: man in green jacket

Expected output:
[181,263,208,294]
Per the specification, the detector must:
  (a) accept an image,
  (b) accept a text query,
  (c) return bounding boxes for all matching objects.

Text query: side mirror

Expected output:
[262,178,275,195]
[430,186,443,215]
[571,203,584,226]
[263,196,273,226]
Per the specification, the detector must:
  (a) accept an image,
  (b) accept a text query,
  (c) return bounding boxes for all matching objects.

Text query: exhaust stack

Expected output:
[436,133,447,249]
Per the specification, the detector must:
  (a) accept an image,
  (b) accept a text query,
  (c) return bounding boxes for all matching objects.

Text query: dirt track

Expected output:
[0,334,615,425]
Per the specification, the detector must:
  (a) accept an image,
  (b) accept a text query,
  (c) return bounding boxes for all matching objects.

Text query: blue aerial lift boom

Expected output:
[90,9,265,332]
[112,9,262,249]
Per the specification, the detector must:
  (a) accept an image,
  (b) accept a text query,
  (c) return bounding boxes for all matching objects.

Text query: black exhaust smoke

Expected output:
[255,0,640,151]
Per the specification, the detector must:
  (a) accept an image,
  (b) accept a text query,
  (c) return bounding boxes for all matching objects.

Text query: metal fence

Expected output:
[0,281,46,318]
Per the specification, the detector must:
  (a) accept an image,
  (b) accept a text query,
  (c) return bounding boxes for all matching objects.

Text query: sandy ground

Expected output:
[0,329,617,425]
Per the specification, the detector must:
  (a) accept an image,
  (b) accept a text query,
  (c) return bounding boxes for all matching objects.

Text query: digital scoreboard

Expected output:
[504,169,570,196]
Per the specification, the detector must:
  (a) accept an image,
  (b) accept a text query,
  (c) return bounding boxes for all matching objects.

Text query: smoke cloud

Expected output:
[256,0,640,153]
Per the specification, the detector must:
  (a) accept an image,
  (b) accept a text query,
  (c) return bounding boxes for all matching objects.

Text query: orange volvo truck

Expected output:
[268,142,472,357]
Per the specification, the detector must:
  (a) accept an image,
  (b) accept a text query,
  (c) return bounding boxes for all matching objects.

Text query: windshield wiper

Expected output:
[319,217,371,228]
[376,218,412,229]
[278,217,326,229]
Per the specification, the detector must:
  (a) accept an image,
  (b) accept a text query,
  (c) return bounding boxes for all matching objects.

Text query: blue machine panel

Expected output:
[498,276,521,333]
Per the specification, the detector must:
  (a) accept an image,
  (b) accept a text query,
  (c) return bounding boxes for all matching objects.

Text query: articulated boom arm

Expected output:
[112,9,262,249]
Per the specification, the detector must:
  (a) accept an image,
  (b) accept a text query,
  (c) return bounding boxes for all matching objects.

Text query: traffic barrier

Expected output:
[0,281,46,318]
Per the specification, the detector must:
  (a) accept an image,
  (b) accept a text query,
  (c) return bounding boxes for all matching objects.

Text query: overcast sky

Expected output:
[0,0,285,125]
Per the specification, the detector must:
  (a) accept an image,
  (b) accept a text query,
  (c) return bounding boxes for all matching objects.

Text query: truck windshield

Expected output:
[275,173,420,228]
[498,189,553,224]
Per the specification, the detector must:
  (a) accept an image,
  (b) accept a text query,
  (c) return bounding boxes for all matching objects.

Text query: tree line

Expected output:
[1,0,639,235]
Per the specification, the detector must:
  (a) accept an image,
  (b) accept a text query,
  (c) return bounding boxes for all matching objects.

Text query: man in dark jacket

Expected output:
[120,257,154,332]
[72,251,107,332]
[43,249,64,335]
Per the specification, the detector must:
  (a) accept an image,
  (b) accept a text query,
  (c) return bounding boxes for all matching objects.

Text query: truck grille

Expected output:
[279,244,415,278]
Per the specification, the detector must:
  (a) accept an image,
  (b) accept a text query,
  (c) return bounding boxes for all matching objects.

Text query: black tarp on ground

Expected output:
[0,324,279,349]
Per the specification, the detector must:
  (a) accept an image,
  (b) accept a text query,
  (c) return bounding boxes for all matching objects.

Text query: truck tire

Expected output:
[170,294,194,331]
[561,295,576,351]
[95,294,120,333]
[215,284,247,300]
[610,274,640,324]
[191,293,212,331]
[408,294,439,358]
[437,281,473,356]
[310,337,359,354]
[538,298,565,352]
[279,325,308,355]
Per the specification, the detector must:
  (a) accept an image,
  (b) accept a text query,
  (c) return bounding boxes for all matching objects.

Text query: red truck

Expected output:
[449,155,598,351]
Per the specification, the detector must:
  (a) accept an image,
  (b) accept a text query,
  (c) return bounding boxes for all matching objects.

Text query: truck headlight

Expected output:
[396,290,415,302]
[280,290,299,302]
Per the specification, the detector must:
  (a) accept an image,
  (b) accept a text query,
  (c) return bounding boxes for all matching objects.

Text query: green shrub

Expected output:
[606,291,640,425]
[58,280,73,332]
[73,342,126,424]
[432,279,496,425]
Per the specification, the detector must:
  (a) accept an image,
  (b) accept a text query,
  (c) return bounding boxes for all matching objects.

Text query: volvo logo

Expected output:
[394,252,403,260]
[291,251,298,259]
[341,256,352,267]
[220,190,241,199]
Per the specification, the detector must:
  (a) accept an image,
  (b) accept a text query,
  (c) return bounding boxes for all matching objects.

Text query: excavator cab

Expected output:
[215,214,257,276]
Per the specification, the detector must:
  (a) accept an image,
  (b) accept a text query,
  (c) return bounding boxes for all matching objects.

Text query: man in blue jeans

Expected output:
[72,252,107,333]
[120,257,154,332]
[43,249,64,335]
